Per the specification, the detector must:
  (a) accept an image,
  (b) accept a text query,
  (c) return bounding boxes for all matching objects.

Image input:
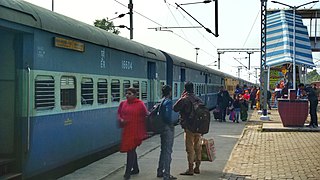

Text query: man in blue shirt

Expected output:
[297,83,307,99]
[157,85,177,180]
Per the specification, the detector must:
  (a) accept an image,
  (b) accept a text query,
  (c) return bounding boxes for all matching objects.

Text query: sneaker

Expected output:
[130,169,139,175]
[123,174,131,180]
[180,169,194,176]
[306,124,314,128]
[157,173,163,178]
[164,175,177,180]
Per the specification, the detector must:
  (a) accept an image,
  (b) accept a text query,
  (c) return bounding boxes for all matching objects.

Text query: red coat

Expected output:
[243,94,250,101]
[117,98,147,152]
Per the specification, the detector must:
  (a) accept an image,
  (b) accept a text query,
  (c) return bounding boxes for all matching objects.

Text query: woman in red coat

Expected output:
[117,87,148,180]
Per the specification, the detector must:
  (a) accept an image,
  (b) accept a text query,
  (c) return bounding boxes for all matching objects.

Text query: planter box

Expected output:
[278,99,308,127]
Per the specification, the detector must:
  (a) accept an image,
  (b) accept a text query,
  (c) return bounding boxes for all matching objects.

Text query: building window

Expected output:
[35,75,55,110]
[61,76,76,109]
[133,80,140,99]
[98,79,108,104]
[111,79,120,102]
[141,81,148,100]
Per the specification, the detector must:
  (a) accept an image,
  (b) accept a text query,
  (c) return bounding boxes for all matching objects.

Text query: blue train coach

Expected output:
[0,0,169,178]
[0,0,252,179]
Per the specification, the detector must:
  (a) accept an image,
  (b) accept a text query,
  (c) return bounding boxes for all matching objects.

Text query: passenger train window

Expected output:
[111,79,120,102]
[61,76,76,110]
[133,80,140,99]
[123,80,131,99]
[141,81,148,100]
[196,84,199,95]
[81,78,94,105]
[174,83,178,98]
[35,75,55,110]
[98,79,108,104]
[160,82,165,88]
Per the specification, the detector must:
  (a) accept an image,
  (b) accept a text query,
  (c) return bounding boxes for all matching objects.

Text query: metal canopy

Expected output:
[268,9,320,18]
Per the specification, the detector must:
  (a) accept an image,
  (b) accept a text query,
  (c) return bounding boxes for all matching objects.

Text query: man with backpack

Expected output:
[173,81,204,176]
[156,85,177,180]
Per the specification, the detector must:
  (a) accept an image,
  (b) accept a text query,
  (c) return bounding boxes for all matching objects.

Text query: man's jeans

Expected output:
[157,125,175,179]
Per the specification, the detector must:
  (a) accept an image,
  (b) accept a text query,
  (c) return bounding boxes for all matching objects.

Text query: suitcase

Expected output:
[213,108,221,120]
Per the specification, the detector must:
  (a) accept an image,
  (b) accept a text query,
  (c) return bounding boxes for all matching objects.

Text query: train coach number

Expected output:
[100,49,106,68]
[122,60,133,70]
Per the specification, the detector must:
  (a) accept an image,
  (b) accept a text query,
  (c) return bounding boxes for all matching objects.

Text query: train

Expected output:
[0,0,254,179]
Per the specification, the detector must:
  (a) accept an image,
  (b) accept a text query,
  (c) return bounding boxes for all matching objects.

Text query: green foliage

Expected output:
[94,18,120,35]
[306,69,320,83]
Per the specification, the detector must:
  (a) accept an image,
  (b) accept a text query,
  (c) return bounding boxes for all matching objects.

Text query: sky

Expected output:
[23,0,320,83]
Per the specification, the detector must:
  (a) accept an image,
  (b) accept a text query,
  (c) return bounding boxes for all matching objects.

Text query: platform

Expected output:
[59,113,247,180]
[59,108,320,179]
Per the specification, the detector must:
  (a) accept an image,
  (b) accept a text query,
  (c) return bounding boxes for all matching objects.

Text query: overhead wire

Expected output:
[166,1,217,49]
[242,10,260,47]
[165,1,217,58]
[165,2,188,40]
[113,0,217,60]
[233,57,248,69]
[114,0,163,26]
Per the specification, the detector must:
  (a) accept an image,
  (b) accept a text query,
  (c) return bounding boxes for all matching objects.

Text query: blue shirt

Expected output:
[162,98,173,124]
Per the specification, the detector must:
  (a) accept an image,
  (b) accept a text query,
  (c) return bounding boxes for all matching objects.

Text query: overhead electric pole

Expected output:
[217,48,260,70]
[260,0,269,120]
[128,0,133,39]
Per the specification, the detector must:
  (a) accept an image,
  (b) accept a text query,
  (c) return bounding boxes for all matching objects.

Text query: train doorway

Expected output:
[180,68,186,95]
[0,30,17,157]
[147,61,157,107]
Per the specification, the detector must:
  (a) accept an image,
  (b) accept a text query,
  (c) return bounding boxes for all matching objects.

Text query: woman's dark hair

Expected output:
[126,87,137,95]
[162,85,172,97]
[184,81,194,93]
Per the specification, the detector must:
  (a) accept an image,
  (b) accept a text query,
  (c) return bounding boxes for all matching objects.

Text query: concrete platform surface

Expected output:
[60,113,246,180]
[59,109,320,180]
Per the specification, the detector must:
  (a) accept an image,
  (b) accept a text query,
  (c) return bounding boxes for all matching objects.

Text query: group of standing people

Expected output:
[116,81,319,180]
[216,85,250,123]
[117,82,204,180]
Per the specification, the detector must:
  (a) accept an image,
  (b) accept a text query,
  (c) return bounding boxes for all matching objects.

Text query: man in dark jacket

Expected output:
[306,85,318,128]
[250,86,257,110]
[217,86,232,121]
[173,81,202,176]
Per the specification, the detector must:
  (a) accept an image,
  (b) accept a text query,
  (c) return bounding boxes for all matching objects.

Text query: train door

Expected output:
[204,73,208,105]
[147,62,157,107]
[0,30,17,158]
[180,68,186,94]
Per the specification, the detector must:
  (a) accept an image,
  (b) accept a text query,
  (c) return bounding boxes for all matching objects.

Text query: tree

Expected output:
[94,18,120,35]
[306,69,320,83]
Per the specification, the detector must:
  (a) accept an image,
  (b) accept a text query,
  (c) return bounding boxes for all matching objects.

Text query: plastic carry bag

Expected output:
[200,138,216,162]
